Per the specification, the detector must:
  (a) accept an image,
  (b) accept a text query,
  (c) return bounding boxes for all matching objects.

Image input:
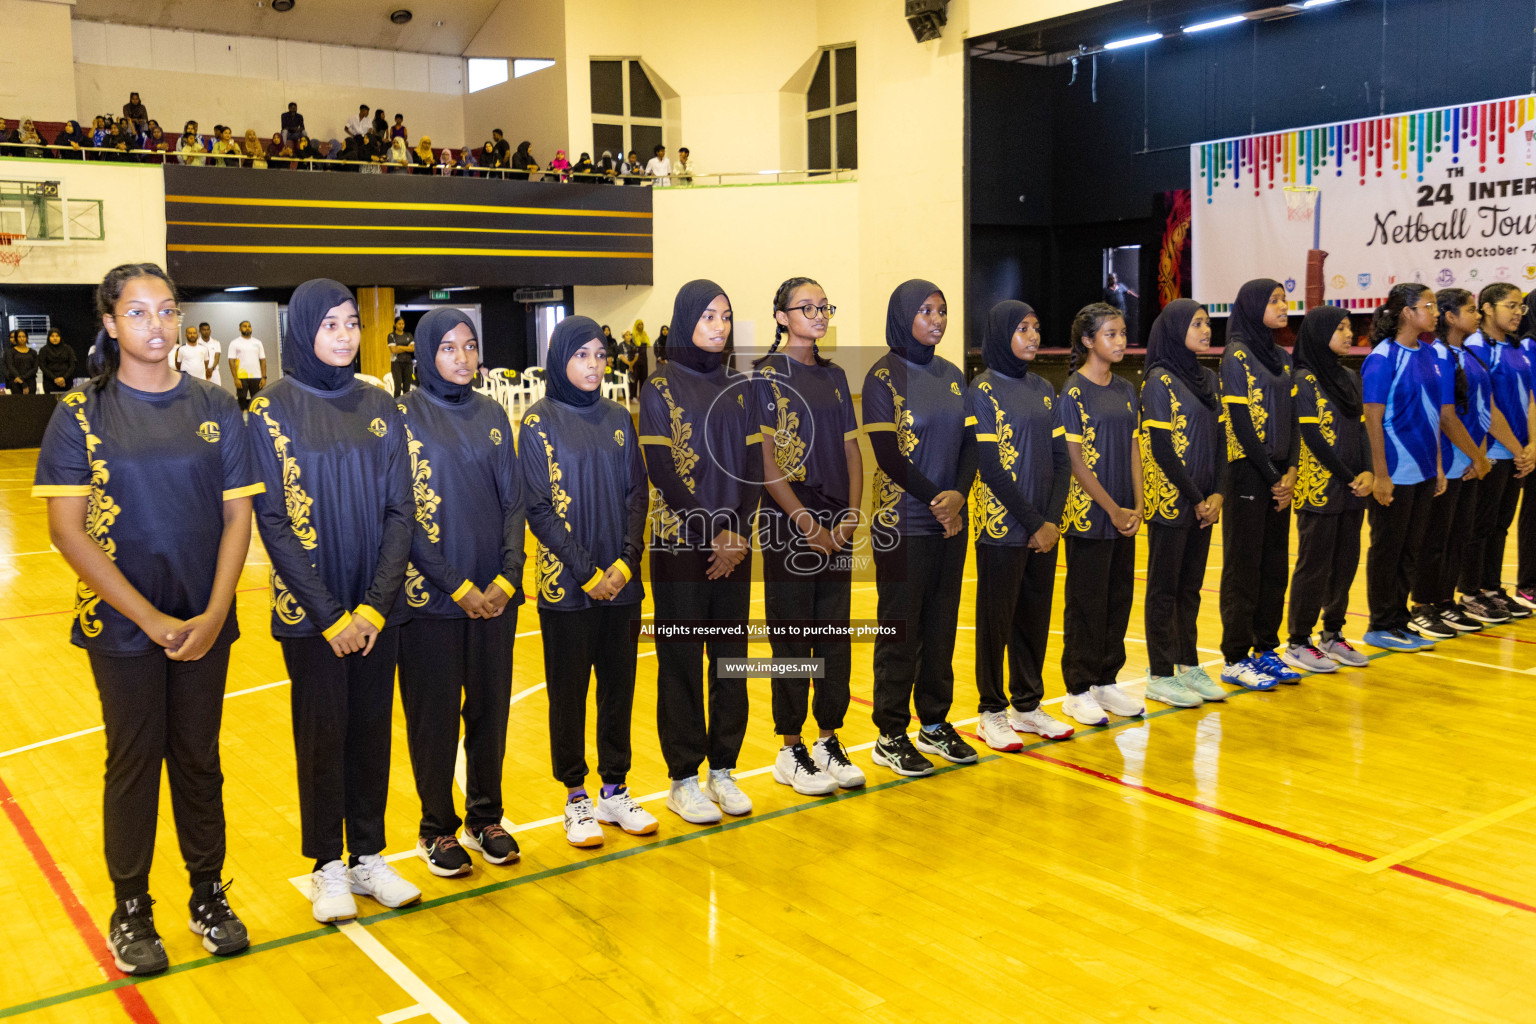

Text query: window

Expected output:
[807,46,856,170]
[467,58,508,93]
[590,59,665,160]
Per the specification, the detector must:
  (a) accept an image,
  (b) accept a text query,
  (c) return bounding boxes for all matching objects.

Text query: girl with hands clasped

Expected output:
[1057,303,1146,727]
[396,309,526,878]
[35,263,259,976]
[249,279,419,924]
[863,280,979,777]
[1285,307,1374,672]
[523,316,653,848]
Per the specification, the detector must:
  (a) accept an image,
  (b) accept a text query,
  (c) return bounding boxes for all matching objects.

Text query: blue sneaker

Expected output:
[1362,628,1421,651]
[1255,650,1303,684]
[1220,657,1278,690]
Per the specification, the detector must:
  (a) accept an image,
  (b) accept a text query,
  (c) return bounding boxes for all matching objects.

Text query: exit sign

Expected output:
[430,290,451,300]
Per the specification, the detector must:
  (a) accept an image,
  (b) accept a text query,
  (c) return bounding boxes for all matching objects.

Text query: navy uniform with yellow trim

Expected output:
[396,308,527,867]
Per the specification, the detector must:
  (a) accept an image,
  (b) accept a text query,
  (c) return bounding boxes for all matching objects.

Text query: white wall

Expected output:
[71,22,465,146]
[0,0,79,122]
[0,157,166,285]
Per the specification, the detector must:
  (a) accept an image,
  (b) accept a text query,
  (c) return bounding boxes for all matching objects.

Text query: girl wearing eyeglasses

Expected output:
[1461,283,1536,622]
[752,277,867,794]
[249,279,419,924]
[33,263,259,975]
[863,279,977,776]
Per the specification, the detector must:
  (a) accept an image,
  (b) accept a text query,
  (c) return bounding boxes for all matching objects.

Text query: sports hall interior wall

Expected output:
[967,0,1536,351]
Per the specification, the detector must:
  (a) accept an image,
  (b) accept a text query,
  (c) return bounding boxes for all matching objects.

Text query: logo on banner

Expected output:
[1436,269,1455,285]
[1388,275,1397,285]
[1497,267,1510,279]
[1470,268,1480,279]
[1357,274,1371,289]
[1284,278,1296,293]
[1525,265,1536,280]
[1331,275,1346,289]
[1414,270,1425,283]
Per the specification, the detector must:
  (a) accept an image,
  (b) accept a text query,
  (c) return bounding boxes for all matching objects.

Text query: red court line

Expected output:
[0,585,268,623]
[1466,631,1536,646]
[0,770,161,1023]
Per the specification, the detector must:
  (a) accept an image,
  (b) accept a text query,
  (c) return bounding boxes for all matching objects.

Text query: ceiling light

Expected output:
[271,0,294,10]
[389,9,412,24]
[1185,14,1245,32]
[1103,32,1162,49]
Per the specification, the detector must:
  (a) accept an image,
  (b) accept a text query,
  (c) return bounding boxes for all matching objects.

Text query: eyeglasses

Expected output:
[1497,301,1531,314]
[113,309,183,331]
[788,303,836,320]
[1408,301,1439,312]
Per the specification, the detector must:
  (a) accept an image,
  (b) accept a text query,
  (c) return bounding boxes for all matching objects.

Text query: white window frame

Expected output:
[592,58,664,158]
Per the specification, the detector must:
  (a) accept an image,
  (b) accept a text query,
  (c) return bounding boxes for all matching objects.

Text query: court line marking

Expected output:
[0,769,162,1024]
[1363,795,1536,874]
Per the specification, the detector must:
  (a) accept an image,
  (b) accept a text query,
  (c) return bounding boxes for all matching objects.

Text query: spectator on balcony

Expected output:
[619,150,643,185]
[270,132,292,168]
[411,136,434,172]
[14,117,46,159]
[674,147,693,185]
[372,108,388,136]
[53,120,90,160]
[549,149,571,182]
[490,129,510,168]
[90,116,109,146]
[210,125,240,167]
[435,147,457,175]
[122,92,149,134]
[144,124,172,164]
[243,130,268,169]
[570,151,595,183]
[345,104,371,139]
[509,141,538,181]
[281,102,305,145]
[101,119,132,162]
[386,136,410,172]
[310,138,332,169]
[596,150,616,183]
[178,122,207,166]
[644,144,671,187]
[479,140,502,177]
[360,129,386,174]
[389,113,407,143]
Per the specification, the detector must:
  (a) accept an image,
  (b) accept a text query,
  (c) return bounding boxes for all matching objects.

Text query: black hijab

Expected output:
[1227,278,1287,376]
[54,121,87,147]
[544,314,604,408]
[886,278,943,367]
[1518,290,1536,342]
[1292,305,1361,419]
[413,307,477,405]
[1145,298,1219,410]
[667,279,730,374]
[982,300,1035,379]
[283,278,357,391]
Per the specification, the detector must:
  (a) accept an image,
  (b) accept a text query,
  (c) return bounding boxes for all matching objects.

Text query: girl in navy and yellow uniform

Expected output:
[1218,278,1301,689]
[1057,302,1146,727]
[249,279,419,923]
[641,281,763,823]
[396,308,526,877]
[863,279,978,777]
[1139,299,1230,707]
[753,276,868,794]
[522,315,653,848]
[1285,307,1373,670]
[35,263,257,975]
[968,299,1076,752]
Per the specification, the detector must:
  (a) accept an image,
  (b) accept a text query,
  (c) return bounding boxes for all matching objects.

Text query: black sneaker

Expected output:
[417,834,473,877]
[188,879,249,956]
[1460,592,1510,624]
[871,733,935,777]
[1407,607,1457,640]
[462,823,520,865]
[1490,590,1531,619]
[1436,601,1483,632]
[109,895,168,976]
[912,722,980,764]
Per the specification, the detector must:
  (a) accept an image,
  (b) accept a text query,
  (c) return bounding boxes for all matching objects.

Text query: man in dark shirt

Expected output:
[491,129,510,168]
[281,102,305,146]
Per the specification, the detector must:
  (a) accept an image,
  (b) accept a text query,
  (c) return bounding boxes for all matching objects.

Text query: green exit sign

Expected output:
[430,289,451,300]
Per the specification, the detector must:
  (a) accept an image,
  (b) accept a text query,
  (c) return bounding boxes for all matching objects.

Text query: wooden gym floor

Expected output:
[0,437,1531,1024]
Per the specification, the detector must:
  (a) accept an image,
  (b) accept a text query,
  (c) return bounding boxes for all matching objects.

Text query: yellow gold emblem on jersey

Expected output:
[1044,395,1052,409]
[950,382,962,395]
[614,429,625,446]
[368,417,388,437]
[737,394,744,407]
[197,421,220,443]
[490,428,503,446]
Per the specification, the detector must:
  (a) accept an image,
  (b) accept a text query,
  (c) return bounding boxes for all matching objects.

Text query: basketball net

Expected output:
[1283,184,1319,222]
[0,232,29,275]
[1283,185,1327,308]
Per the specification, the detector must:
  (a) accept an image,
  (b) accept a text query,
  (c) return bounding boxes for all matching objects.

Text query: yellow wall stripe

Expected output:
[168,244,650,259]
[165,194,653,219]
[167,219,652,239]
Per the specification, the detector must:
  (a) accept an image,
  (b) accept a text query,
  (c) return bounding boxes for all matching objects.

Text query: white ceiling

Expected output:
[71,0,503,56]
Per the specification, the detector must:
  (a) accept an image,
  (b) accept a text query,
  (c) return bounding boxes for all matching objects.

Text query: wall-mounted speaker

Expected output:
[905,0,948,43]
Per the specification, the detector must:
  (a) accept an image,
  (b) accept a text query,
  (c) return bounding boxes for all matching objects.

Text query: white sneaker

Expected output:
[976,710,1023,752]
[1090,683,1145,718]
[702,768,753,816]
[348,854,421,909]
[665,776,723,824]
[309,859,357,923]
[772,744,838,795]
[1007,706,1075,740]
[810,735,867,789]
[563,796,604,847]
[1061,691,1108,726]
[594,787,659,836]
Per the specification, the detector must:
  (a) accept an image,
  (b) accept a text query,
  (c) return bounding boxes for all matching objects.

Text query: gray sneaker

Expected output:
[1316,631,1369,668]
[1177,665,1228,701]
[1281,641,1338,674]
[1146,674,1203,707]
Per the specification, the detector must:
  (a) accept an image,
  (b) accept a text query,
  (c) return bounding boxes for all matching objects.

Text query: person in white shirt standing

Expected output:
[673,147,693,186]
[175,328,211,380]
[643,144,672,187]
[345,103,371,140]
[227,320,267,410]
[198,322,223,387]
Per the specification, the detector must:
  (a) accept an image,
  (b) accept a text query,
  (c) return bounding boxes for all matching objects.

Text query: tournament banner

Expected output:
[1192,94,1536,314]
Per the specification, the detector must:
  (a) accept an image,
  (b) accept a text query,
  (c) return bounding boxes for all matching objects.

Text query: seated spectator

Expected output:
[178,122,207,166]
[13,117,45,158]
[244,129,268,168]
[91,115,108,146]
[510,140,538,180]
[310,137,333,169]
[596,149,617,182]
[144,124,172,163]
[390,113,407,143]
[281,102,305,145]
[53,120,89,159]
[345,104,371,138]
[674,146,694,184]
[270,131,292,168]
[457,146,478,176]
[479,140,502,175]
[123,92,149,134]
[359,129,385,173]
[412,135,435,172]
[619,149,643,184]
[644,144,671,186]
[386,136,410,172]
[101,118,132,161]
[210,125,240,167]
[570,151,595,183]
[549,149,571,181]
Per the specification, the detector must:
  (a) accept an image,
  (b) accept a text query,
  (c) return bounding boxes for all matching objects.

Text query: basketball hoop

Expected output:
[1283,185,1327,308]
[0,232,29,275]
[1283,184,1320,222]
